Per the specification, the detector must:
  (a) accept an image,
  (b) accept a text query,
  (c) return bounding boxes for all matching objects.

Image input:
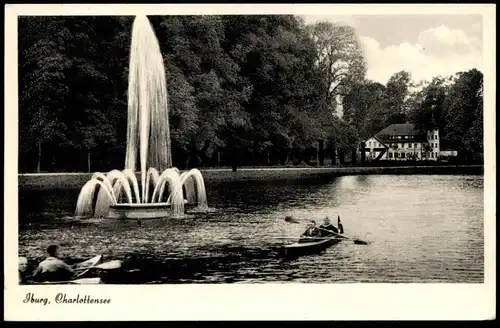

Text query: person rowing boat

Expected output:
[300,220,322,241]
[31,244,75,282]
[319,216,344,237]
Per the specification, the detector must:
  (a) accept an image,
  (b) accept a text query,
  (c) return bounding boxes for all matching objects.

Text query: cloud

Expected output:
[359,25,482,84]
[418,25,481,56]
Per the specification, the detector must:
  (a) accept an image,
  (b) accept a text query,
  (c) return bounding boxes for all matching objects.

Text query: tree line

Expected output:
[18,15,483,173]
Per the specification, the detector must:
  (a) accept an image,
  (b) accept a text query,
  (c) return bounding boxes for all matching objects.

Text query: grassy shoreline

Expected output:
[18,165,483,190]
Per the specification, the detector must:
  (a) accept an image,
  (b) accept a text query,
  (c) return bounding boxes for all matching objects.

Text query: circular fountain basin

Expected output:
[108,200,188,220]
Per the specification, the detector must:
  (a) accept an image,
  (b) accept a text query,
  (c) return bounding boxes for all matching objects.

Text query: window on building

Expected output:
[401,153,406,158]
[388,152,393,158]
[409,143,412,148]
[414,143,418,148]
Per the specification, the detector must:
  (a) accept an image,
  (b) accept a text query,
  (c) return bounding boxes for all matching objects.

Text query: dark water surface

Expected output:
[19,174,484,283]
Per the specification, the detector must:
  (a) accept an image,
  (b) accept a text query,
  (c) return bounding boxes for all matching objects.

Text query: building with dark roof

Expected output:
[362,123,442,161]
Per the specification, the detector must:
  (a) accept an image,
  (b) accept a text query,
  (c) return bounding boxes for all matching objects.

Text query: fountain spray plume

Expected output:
[125,15,172,202]
[75,16,209,219]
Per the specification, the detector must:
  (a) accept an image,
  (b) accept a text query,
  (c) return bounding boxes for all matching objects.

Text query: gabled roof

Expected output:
[374,123,428,143]
[367,135,389,147]
[376,123,425,137]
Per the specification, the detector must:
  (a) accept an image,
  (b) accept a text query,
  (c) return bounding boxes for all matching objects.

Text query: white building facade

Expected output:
[362,124,442,161]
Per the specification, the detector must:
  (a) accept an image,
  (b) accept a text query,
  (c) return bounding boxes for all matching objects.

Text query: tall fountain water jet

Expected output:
[74,15,208,219]
[125,15,172,203]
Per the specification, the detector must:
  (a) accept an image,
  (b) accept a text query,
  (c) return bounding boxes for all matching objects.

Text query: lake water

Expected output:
[18,174,484,283]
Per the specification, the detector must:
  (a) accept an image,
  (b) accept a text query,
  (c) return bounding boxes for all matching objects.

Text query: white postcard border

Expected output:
[4,3,496,321]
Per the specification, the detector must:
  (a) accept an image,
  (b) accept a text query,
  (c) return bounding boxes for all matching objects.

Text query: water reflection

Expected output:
[19,174,484,283]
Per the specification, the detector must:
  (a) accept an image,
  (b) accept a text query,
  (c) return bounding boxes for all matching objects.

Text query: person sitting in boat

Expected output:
[31,245,74,282]
[301,220,321,238]
[19,256,28,284]
[319,217,338,236]
[320,216,345,236]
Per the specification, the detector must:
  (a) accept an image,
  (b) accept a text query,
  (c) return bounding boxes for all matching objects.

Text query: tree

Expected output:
[443,69,483,161]
[409,77,448,132]
[154,15,253,167]
[19,17,73,172]
[307,22,367,114]
[342,80,388,140]
[221,15,325,153]
[385,71,412,124]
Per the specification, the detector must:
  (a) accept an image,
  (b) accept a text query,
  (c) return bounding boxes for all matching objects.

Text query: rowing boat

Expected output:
[24,255,103,285]
[278,237,343,258]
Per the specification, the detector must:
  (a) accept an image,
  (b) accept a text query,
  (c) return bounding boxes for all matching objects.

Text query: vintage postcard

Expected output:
[4,3,496,321]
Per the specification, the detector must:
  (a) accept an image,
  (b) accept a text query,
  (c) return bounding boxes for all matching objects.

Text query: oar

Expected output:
[73,260,122,271]
[284,216,369,245]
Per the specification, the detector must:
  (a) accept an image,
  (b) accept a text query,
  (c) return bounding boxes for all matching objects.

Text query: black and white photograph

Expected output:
[5,3,495,321]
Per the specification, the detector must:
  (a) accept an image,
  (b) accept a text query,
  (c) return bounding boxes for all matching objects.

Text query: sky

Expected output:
[302,15,483,85]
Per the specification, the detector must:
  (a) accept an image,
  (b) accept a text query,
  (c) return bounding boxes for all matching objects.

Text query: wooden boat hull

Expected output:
[278,237,342,258]
[35,277,102,285]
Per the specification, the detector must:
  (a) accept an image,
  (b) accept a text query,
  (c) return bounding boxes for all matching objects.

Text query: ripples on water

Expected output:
[19,175,484,283]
